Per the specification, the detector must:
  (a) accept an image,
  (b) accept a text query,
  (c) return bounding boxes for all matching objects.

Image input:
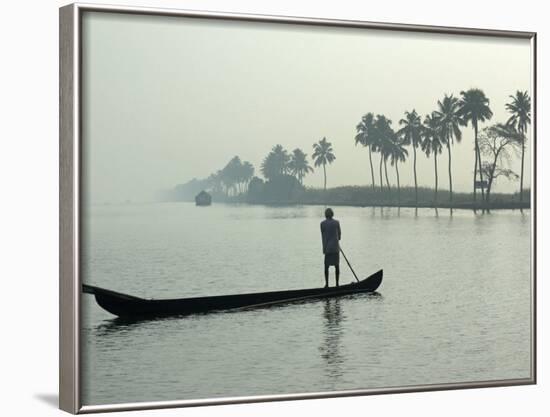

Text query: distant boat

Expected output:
[82,270,383,319]
[195,190,212,206]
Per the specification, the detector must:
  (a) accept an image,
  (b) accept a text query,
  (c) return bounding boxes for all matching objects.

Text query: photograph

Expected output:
[75,8,534,408]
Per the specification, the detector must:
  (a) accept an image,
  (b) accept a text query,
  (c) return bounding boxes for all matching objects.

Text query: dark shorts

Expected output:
[324,253,340,266]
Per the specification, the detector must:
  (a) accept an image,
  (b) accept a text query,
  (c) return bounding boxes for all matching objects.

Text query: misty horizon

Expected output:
[82,12,532,204]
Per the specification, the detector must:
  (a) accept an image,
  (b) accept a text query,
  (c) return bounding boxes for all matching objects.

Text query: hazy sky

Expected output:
[82,12,532,204]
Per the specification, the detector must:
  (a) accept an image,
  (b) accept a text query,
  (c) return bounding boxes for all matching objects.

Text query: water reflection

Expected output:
[92,316,167,338]
[91,292,382,339]
[317,293,383,381]
[520,209,528,224]
[319,299,345,379]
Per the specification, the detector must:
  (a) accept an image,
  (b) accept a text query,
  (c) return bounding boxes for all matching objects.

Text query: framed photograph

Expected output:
[59,2,536,414]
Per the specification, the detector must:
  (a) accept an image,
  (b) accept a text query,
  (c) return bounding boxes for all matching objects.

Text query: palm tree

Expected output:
[373,115,395,194]
[389,137,408,204]
[208,170,224,195]
[379,136,393,193]
[288,148,313,185]
[271,144,290,174]
[355,113,376,190]
[422,113,443,203]
[459,88,493,204]
[434,94,464,203]
[222,156,243,195]
[398,110,423,206]
[506,90,531,203]
[312,137,336,192]
[241,161,255,192]
[261,144,290,180]
[260,152,279,180]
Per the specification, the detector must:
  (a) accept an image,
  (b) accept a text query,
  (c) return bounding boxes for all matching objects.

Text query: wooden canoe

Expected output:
[83,269,383,319]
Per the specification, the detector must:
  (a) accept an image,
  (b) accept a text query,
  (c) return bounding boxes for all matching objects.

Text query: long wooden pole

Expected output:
[339,247,360,282]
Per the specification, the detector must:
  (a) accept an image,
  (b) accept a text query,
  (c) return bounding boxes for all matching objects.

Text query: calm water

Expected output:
[81,203,532,406]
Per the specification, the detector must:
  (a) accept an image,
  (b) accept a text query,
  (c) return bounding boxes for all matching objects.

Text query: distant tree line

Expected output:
[170,156,254,201]
[208,156,254,197]
[170,89,530,208]
[354,89,530,205]
[170,141,332,203]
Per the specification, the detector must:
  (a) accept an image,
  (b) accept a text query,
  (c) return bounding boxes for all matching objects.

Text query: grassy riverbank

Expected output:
[169,184,530,210]
[294,186,531,210]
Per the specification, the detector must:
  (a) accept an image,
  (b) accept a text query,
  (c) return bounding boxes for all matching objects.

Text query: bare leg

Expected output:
[324,265,329,288]
[335,265,340,287]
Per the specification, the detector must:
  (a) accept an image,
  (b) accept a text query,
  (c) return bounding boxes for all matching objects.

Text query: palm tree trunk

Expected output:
[447,141,453,203]
[473,139,478,203]
[379,154,384,193]
[384,158,390,194]
[520,136,525,203]
[396,163,401,206]
[323,163,327,192]
[368,145,376,191]
[413,146,418,206]
[434,153,438,204]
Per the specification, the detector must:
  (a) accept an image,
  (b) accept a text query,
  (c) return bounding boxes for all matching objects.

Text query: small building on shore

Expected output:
[195,190,212,206]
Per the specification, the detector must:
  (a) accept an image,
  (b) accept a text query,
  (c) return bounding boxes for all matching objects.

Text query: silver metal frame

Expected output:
[59,2,537,414]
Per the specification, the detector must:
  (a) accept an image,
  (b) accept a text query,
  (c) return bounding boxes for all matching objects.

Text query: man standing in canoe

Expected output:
[320,208,341,288]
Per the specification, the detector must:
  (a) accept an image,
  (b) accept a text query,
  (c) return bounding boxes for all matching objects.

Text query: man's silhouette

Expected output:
[320,208,341,288]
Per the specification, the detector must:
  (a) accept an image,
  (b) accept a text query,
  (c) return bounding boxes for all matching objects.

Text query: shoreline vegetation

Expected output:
[164,182,530,210]
[165,88,531,211]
